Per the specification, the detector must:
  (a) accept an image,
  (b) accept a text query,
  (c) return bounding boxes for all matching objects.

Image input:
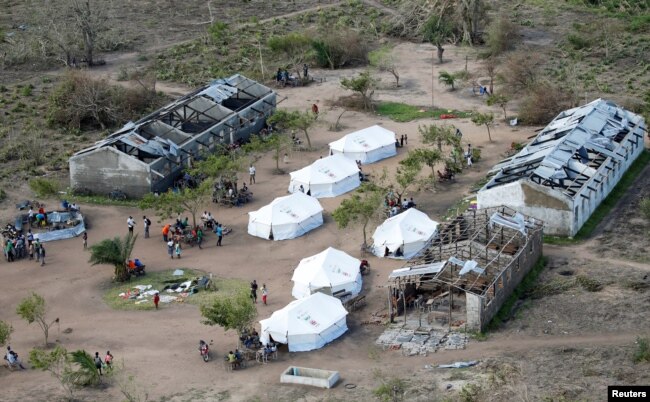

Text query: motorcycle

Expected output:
[199,340,209,362]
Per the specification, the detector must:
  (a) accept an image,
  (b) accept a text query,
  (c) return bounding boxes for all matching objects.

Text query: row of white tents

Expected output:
[259,247,363,351]
[248,125,440,352]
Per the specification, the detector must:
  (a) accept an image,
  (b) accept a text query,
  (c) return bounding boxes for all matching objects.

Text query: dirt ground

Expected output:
[0,24,649,402]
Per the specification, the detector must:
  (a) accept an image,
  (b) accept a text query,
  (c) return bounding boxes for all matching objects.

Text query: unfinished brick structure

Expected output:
[387,206,543,331]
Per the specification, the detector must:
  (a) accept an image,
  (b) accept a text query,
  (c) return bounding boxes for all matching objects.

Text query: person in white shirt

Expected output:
[5,346,25,369]
[249,165,256,184]
[127,216,135,234]
[402,198,409,209]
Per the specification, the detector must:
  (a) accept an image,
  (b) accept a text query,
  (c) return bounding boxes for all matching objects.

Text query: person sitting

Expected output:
[134,259,144,268]
[384,246,390,257]
[61,200,70,211]
[402,198,409,209]
[5,346,25,370]
[128,259,136,270]
[234,349,243,361]
[395,247,404,257]
[390,206,399,217]
[70,203,79,212]
[182,217,189,229]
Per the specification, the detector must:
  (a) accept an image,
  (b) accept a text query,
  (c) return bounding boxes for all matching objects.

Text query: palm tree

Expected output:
[438,71,458,90]
[89,233,137,282]
[69,350,102,386]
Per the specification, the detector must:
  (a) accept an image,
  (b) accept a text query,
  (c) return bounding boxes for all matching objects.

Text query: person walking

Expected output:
[39,244,46,266]
[196,227,203,249]
[175,241,182,259]
[167,239,174,259]
[261,284,268,305]
[162,223,170,242]
[215,224,223,246]
[104,351,113,371]
[249,164,256,184]
[6,346,26,370]
[82,231,88,250]
[153,292,160,309]
[250,280,258,303]
[94,352,103,375]
[143,216,151,238]
[127,216,135,234]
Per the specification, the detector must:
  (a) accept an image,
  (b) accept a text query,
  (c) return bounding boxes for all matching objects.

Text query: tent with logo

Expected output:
[259,292,348,352]
[248,192,323,241]
[372,208,439,259]
[288,154,360,198]
[291,247,362,300]
[328,125,397,164]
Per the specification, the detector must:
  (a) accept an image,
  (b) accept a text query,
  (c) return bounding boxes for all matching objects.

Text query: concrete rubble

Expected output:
[375,326,469,356]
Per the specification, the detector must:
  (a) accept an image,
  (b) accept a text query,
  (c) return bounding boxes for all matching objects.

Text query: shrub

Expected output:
[640,197,650,220]
[312,29,366,69]
[471,148,482,162]
[502,52,543,90]
[21,84,34,97]
[518,84,573,125]
[634,337,650,363]
[567,33,591,50]
[486,16,519,56]
[29,177,60,198]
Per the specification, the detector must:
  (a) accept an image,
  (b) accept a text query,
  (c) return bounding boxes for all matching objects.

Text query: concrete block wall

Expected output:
[466,229,544,331]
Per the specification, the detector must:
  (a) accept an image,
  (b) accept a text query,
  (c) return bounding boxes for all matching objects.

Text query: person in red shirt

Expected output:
[153,292,160,309]
[162,224,170,242]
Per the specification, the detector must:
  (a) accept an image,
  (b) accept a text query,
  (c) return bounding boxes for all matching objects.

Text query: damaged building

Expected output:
[477,99,646,237]
[69,74,276,197]
[387,207,543,332]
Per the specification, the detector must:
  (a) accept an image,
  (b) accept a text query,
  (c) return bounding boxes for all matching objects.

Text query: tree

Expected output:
[394,162,421,201]
[420,124,460,152]
[88,233,137,282]
[30,346,76,401]
[487,94,510,121]
[438,70,459,90]
[483,56,498,95]
[267,32,313,79]
[267,109,317,149]
[0,320,13,346]
[485,15,519,56]
[332,183,384,247]
[69,350,102,386]
[16,292,58,347]
[340,71,378,111]
[471,112,494,142]
[139,181,212,229]
[405,148,444,182]
[368,46,400,87]
[200,289,257,336]
[456,0,486,45]
[422,14,454,64]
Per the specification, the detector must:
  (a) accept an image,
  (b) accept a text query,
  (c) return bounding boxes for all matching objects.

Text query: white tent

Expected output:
[248,192,324,241]
[328,125,397,164]
[372,208,439,259]
[259,292,348,352]
[291,247,362,300]
[288,154,360,198]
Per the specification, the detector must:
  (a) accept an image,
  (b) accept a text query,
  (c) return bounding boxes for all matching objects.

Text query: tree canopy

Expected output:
[368,46,400,87]
[267,109,317,149]
[267,32,313,78]
[471,112,495,142]
[16,292,57,346]
[340,71,378,110]
[88,233,137,282]
[332,182,384,247]
[200,289,257,336]
[139,180,212,228]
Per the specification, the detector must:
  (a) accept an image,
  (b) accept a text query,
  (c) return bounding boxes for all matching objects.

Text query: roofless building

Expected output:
[69,74,276,197]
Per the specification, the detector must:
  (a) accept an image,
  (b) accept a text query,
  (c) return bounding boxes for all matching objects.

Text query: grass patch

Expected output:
[376,102,471,122]
[575,150,650,239]
[634,336,650,363]
[102,269,248,311]
[543,150,650,244]
[486,256,547,331]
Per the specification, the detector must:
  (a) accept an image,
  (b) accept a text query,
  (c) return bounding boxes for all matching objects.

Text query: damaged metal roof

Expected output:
[481,99,646,199]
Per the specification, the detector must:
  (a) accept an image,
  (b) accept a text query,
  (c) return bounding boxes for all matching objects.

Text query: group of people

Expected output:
[275,64,309,87]
[385,191,417,217]
[3,229,46,265]
[93,351,113,375]
[27,205,48,227]
[249,280,268,305]
[395,134,408,148]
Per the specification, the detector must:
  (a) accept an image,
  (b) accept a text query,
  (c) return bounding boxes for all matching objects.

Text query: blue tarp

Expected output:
[32,211,86,243]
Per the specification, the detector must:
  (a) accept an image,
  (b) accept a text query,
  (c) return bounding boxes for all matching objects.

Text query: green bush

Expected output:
[486,17,519,56]
[21,84,34,97]
[567,33,591,50]
[634,337,650,363]
[640,197,650,220]
[471,148,482,162]
[518,84,573,125]
[29,177,59,198]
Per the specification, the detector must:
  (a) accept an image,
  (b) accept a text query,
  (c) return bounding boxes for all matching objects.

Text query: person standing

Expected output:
[39,244,45,266]
[6,346,26,370]
[404,134,408,144]
[143,216,151,238]
[28,242,34,260]
[153,292,160,309]
[104,351,113,371]
[400,134,404,147]
[196,227,203,249]
[215,224,223,246]
[127,216,135,234]
[261,284,268,305]
[167,239,174,259]
[162,223,170,242]
[175,241,182,259]
[82,231,88,250]
[94,352,103,375]
[249,165,256,184]
[250,280,258,303]
[303,63,308,79]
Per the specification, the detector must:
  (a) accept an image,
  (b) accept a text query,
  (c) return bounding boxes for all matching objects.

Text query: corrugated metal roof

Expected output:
[481,99,645,197]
